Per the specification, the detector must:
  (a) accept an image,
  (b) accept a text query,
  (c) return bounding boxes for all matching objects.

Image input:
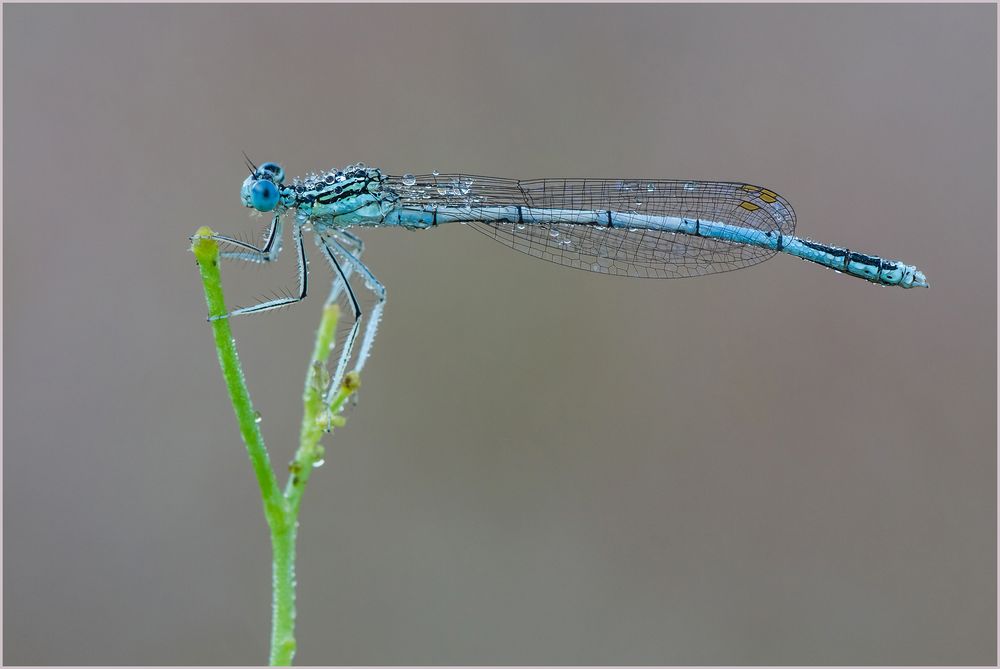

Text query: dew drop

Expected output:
[254,410,263,424]
[401,174,416,186]
[312,458,325,468]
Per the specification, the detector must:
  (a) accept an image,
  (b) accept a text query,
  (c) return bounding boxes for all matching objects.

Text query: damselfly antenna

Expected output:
[242,151,258,175]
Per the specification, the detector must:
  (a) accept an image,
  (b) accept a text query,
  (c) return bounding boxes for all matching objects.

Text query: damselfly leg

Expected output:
[211,213,285,264]
[315,230,386,404]
[324,233,385,404]
[208,215,308,320]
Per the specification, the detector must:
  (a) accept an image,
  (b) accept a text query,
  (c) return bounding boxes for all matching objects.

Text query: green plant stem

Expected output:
[192,228,285,530]
[191,228,358,666]
[269,522,297,665]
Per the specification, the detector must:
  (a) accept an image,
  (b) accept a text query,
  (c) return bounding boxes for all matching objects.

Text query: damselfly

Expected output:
[204,158,928,404]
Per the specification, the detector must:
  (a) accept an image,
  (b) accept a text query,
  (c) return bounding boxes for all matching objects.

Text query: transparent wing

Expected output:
[386,174,796,278]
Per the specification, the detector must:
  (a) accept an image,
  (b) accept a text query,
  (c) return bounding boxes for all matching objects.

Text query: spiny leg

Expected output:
[316,234,363,398]
[315,229,365,307]
[311,230,362,377]
[336,228,366,255]
[209,213,285,264]
[323,235,386,405]
[209,217,308,320]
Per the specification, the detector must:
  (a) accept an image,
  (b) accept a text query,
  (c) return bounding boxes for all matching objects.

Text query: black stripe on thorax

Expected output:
[314,187,347,206]
[312,177,372,206]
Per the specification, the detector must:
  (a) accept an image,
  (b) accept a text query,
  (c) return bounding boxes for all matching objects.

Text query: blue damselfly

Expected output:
[203,159,928,402]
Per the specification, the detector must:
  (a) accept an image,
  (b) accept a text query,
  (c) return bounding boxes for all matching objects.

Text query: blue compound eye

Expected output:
[259,162,285,183]
[251,180,280,212]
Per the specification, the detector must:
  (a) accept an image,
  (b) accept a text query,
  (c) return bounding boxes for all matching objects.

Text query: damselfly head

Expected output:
[240,161,286,212]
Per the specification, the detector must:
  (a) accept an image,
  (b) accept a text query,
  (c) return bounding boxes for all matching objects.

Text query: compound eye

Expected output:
[259,162,285,183]
[251,180,280,212]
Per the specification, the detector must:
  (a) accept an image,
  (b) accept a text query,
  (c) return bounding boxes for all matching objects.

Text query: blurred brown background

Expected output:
[4,4,995,665]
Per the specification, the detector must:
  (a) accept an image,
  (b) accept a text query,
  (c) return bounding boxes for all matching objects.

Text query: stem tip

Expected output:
[191,226,219,262]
